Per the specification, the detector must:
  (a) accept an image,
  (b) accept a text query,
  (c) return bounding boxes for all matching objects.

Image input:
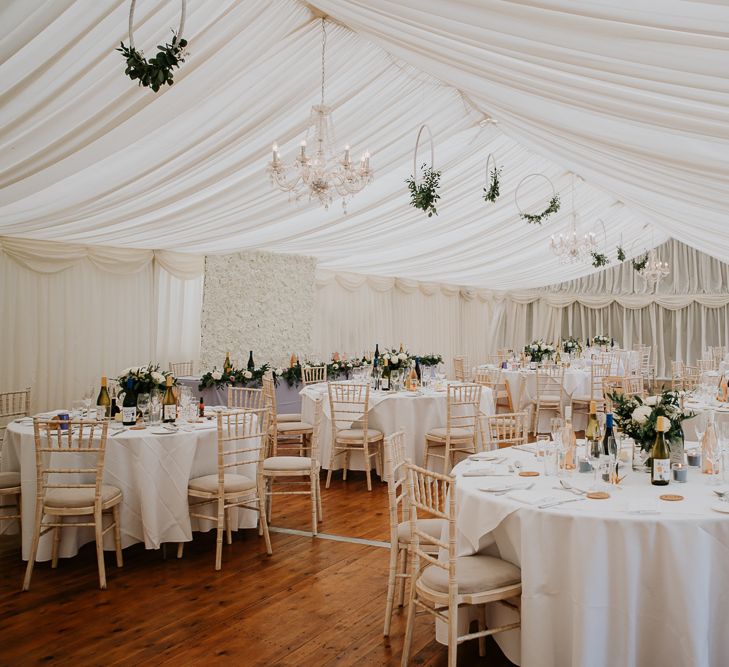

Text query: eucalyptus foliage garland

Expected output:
[591,251,609,268]
[520,194,561,224]
[616,245,626,262]
[406,164,441,217]
[632,253,649,272]
[483,166,502,203]
[117,32,187,92]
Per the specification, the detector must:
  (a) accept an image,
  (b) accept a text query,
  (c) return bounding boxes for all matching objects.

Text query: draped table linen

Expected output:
[448,447,729,667]
[1,416,260,561]
[300,383,494,470]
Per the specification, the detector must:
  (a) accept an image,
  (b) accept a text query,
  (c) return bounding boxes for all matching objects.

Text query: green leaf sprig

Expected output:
[406,164,441,217]
[483,166,502,203]
[591,251,609,268]
[520,194,560,224]
[118,32,187,92]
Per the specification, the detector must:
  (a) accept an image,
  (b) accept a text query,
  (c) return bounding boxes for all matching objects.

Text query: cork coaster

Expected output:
[586,491,610,500]
[518,471,540,477]
[130,425,146,431]
[659,494,684,502]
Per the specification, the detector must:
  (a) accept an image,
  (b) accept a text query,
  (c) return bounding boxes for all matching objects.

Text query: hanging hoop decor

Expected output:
[591,219,609,268]
[483,153,502,203]
[406,124,441,217]
[117,0,188,92]
[515,173,560,224]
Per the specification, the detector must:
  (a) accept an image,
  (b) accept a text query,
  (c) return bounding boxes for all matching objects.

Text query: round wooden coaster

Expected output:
[518,471,540,477]
[659,494,684,502]
[586,491,610,500]
[129,425,146,430]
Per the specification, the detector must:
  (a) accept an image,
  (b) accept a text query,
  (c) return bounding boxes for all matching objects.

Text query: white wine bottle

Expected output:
[162,376,177,423]
[122,378,137,426]
[585,400,601,459]
[96,376,111,420]
[561,406,577,470]
[651,416,671,486]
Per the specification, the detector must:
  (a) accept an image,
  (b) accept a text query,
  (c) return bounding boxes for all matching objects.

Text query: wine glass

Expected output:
[606,435,619,483]
[82,384,94,417]
[693,413,706,449]
[550,417,563,445]
[136,393,150,425]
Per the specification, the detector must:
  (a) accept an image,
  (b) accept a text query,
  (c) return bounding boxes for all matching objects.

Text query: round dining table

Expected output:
[1,411,260,561]
[449,444,729,667]
[300,382,495,471]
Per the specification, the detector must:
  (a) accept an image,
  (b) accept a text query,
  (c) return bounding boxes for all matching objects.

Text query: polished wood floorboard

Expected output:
[0,472,515,666]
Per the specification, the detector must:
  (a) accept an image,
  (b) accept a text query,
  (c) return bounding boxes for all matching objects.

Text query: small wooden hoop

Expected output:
[128,0,187,51]
[514,173,556,217]
[413,124,435,187]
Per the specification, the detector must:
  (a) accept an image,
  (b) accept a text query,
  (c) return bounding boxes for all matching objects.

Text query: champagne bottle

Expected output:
[602,412,614,456]
[408,365,418,390]
[561,406,577,470]
[122,378,137,426]
[223,352,232,375]
[198,396,205,419]
[415,357,422,382]
[399,342,404,353]
[381,358,390,391]
[585,400,601,459]
[247,350,255,372]
[162,376,177,423]
[289,353,297,368]
[702,415,718,474]
[95,376,111,420]
[374,344,380,363]
[651,416,671,486]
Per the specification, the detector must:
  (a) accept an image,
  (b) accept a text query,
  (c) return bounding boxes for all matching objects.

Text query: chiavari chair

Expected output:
[473,368,513,413]
[262,373,310,456]
[530,367,566,434]
[0,387,31,448]
[453,356,468,382]
[301,364,327,386]
[227,386,265,410]
[484,412,529,450]
[571,361,611,420]
[671,361,685,391]
[168,361,194,377]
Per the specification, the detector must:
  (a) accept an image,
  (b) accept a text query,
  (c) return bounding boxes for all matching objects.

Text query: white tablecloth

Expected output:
[1,416,260,561]
[300,383,494,470]
[682,397,729,440]
[449,446,729,667]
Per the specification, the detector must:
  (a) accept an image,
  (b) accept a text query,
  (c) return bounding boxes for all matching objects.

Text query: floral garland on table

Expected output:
[116,363,176,394]
[520,195,560,225]
[592,335,611,347]
[199,364,282,390]
[406,164,441,217]
[609,390,694,452]
[562,337,582,355]
[524,340,555,363]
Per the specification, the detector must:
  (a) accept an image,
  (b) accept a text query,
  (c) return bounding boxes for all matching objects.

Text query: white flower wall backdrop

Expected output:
[200,251,316,370]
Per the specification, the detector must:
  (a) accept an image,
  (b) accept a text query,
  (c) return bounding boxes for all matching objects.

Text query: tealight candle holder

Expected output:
[672,463,688,483]
[578,458,592,473]
[687,449,701,467]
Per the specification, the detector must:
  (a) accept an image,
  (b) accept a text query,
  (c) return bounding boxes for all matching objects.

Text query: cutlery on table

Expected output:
[712,489,729,502]
[558,479,587,495]
[538,497,586,509]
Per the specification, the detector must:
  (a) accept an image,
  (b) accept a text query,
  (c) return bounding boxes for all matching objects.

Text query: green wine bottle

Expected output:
[651,416,671,486]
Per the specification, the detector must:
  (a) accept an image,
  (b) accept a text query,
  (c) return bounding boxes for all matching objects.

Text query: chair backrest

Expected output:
[328,382,370,440]
[169,361,194,377]
[453,356,467,381]
[639,347,652,373]
[307,396,324,464]
[302,365,327,386]
[486,412,528,449]
[215,408,270,487]
[535,367,564,402]
[711,346,727,369]
[682,366,701,392]
[0,388,31,440]
[32,419,109,505]
[622,375,645,398]
[446,383,482,435]
[590,361,612,399]
[227,386,264,410]
[261,372,278,414]
[404,462,454,589]
[671,361,685,390]
[384,431,408,538]
[698,358,714,372]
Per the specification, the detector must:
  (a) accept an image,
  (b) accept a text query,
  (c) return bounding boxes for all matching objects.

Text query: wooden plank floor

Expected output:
[0,472,515,666]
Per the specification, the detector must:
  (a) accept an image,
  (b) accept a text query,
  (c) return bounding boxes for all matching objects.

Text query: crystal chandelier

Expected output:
[549,175,597,263]
[267,19,373,212]
[639,248,670,289]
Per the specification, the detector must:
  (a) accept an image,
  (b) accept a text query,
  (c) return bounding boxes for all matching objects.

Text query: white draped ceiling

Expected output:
[5,0,725,288]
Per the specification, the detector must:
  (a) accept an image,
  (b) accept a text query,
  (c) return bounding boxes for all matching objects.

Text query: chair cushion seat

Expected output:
[274,420,313,433]
[45,485,122,509]
[277,413,302,423]
[534,394,561,403]
[188,473,256,495]
[420,555,521,594]
[397,518,445,545]
[572,395,603,403]
[336,428,383,442]
[0,471,21,489]
[263,456,313,471]
[426,426,474,440]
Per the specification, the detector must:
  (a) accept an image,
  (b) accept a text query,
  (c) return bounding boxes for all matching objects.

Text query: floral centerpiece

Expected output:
[381,348,413,371]
[117,363,175,394]
[418,354,443,367]
[199,363,282,390]
[562,337,581,356]
[592,334,611,347]
[524,340,555,363]
[609,390,694,469]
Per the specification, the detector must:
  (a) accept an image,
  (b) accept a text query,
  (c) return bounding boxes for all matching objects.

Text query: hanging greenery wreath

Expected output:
[407,124,441,217]
[515,174,561,224]
[632,253,649,272]
[591,251,609,268]
[483,153,501,203]
[118,0,188,92]
[616,245,626,262]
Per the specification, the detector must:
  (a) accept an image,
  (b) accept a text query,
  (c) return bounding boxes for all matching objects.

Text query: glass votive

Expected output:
[686,449,701,467]
[544,444,559,476]
[672,463,688,483]
[578,458,592,473]
[149,402,162,426]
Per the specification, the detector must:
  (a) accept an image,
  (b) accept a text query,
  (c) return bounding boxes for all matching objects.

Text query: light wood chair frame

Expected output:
[301,365,327,386]
[227,386,265,410]
[484,412,529,450]
[24,419,122,591]
[571,361,611,419]
[0,387,31,445]
[169,360,194,377]
[531,367,567,434]
[262,397,323,535]
[262,374,310,457]
[425,383,485,474]
[178,407,272,570]
[401,462,521,667]
[474,368,514,413]
[0,477,21,533]
[453,356,468,382]
[325,382,383,491]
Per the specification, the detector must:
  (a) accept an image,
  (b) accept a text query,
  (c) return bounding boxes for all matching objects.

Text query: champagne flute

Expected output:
[82,384,94,417]
[550,417,563,446]
[137,393,150,426]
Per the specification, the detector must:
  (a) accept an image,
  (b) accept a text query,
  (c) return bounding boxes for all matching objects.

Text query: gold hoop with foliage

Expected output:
[406,124,441,216]
[118,0,188,92]
[483,153,502,203]
[515,173,560,224]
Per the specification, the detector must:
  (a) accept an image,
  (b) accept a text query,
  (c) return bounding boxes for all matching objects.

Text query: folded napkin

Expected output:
[479,481,533,493]
[507,489,570,505]
[468,452,505,462]
[461,464,513,477]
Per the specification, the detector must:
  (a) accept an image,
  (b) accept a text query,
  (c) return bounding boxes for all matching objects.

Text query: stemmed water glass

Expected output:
[137,393,150,425]
[550,417,563,446]
[82,385,94,417]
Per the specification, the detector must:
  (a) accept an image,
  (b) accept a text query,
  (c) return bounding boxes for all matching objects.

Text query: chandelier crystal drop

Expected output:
[639,248,670,289]
[267,19,373,212]
[548,174,597,264]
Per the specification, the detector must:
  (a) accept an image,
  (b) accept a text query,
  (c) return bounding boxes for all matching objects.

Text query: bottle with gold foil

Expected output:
[381,358,390,391]
[651,416,671,486]
[223,351,233,375]
[162,376,177,423]
[585,400,601,460]
[95,376,111,420]
[561,406,577,470]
